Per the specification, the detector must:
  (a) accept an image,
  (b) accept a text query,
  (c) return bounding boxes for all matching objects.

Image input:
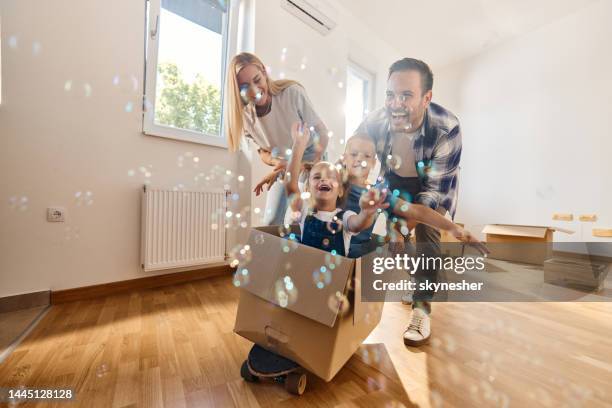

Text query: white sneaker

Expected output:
[403,308,431,346]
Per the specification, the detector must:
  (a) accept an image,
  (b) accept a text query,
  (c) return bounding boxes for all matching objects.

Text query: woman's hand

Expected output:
[451,226,490,256]
[253,167,284,196]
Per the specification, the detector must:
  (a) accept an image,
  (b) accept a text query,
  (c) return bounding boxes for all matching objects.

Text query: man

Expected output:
[357,58,462,346]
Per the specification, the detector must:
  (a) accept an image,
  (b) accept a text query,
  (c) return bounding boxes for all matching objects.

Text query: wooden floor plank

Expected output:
[1,274,611,407]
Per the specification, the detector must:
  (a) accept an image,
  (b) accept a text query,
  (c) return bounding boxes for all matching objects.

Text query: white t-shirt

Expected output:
[242,84,323,158]
[285,206,356,256]
[390,129,420,177]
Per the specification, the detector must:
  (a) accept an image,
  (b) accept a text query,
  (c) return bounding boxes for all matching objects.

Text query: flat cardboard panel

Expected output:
[544,257,609,291]
[593,228,612,237]
[482,224,549,239]
[243,227,354,328]
[552,213,574,221]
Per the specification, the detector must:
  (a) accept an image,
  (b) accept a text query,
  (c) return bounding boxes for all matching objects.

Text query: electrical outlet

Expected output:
[47,207,66,222]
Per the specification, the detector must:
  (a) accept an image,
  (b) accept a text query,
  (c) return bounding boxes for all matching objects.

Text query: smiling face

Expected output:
[236,64,270,107]
[343,135,376,183]
[385,70,431,132]
[308,162,343,210]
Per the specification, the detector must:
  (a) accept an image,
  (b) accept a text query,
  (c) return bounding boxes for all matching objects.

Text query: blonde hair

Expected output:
[305,161,347,208]
[224,52,301,151]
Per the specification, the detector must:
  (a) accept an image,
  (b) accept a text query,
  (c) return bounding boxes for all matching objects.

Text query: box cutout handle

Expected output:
[264,325,289,344]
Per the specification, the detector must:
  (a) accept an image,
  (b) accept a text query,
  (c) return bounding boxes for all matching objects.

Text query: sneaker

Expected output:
[401,293,413,305]
[403,308,431,346]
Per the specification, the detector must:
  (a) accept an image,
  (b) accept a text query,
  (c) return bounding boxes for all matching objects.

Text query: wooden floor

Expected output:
[0,275,611,407]
[0,306,48,362]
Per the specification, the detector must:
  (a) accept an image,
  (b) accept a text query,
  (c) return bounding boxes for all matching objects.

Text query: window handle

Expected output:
[150,15,159,39]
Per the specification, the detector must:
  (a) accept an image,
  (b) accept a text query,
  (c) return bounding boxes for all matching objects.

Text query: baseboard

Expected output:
[51,262,234,304]
[0,290,50,314]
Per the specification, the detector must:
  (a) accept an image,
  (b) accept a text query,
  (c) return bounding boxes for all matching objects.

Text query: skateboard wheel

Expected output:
[240,361,258,382]
[285,372,307,395]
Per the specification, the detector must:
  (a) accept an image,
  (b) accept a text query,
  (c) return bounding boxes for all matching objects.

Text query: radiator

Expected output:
[141,186,227,272]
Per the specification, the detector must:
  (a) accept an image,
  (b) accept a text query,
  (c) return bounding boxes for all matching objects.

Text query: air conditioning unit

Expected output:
[280,0,338,35]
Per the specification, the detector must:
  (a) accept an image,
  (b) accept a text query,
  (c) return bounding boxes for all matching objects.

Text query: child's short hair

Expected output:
[345,133,376,152]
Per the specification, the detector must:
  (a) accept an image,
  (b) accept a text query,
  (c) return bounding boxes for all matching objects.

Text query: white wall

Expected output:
[0,0,399,297]
[434,0,612,247]
[0,0,239,297]
[246,0,398,220]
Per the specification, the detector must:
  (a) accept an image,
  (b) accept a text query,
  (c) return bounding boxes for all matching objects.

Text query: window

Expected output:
[344,62,374,139]
[144,0,235,147]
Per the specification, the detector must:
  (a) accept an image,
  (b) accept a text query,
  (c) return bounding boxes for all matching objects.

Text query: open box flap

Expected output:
[483,224,574,238]
[242,226,355,328]
[483,224,548,238]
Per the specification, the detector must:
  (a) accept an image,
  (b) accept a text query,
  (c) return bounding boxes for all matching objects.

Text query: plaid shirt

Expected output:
[356,102,462,218]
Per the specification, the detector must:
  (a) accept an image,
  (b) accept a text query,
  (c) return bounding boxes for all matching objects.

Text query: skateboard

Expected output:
[240,344,307,395]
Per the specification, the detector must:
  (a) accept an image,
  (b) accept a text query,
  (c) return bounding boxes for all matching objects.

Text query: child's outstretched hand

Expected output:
[451,226,490,256]
[359,188,390,214]
[291,121,310,149]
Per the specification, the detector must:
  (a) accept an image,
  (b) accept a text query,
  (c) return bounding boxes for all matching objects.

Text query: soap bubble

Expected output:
[254,234,265,245]
[8,35,18,49]
[96,363,110,378]
[239,84,249,104]
[328,291,350,316]
[125,101,134,112]
[131,75,139,92]
[280,234,299,253]
[84,83,92,97]
[536,185,555,200]
[64,226,80,240]
[312,266,332,289]
[232,268,250,287]
[31,41,41,55]
[325,215,343,235]
[75,191,94,206]
[228,244,252,268]
[9,196,29,211]
[278,224,292,238]
[324,252,342,268]
[64,80,73,91]
[274,276,298,307]
[386,154,402,170]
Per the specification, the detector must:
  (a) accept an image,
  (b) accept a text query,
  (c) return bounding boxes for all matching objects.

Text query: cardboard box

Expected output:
[544,257,609,291]
[233,226,384,382]
[482,224,573,264]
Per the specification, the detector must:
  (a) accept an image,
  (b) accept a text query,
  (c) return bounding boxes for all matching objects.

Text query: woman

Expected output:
[225,52,329,225]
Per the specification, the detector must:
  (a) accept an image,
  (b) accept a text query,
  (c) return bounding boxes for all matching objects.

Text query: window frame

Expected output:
[143,0,239,148]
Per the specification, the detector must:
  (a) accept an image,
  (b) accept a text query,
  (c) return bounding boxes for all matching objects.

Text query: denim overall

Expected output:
[300,210,347,256]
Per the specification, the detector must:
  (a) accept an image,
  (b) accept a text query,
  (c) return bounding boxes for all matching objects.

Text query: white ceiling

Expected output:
[336,0,599,69]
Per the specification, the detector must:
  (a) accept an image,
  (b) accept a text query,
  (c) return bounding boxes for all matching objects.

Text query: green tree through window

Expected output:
[155,62,221,135]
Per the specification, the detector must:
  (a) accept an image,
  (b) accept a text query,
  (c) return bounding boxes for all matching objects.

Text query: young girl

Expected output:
[341,133,488,257]
[285,124,388,256]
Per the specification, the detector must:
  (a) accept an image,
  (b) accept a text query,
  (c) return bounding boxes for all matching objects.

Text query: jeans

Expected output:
[385,171,446,314]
